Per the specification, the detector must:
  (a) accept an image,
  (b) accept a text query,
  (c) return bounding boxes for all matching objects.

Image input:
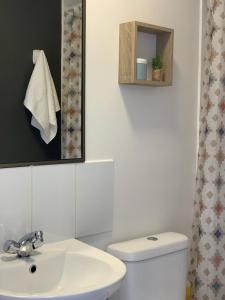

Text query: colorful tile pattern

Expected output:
[189,1,225,299]
[61,2,82,159]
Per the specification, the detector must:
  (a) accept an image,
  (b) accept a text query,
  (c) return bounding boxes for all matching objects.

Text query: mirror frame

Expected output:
[1,0,85,169]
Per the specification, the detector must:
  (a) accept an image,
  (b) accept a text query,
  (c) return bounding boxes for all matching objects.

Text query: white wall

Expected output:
[85,0,200,241]
[0,0,200,250]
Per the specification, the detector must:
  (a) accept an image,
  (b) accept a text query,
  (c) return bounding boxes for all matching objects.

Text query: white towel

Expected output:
[24,50,60,144]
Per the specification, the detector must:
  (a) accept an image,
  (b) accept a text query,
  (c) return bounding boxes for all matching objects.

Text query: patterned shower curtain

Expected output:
[61,2,82,159]
[190,0,225,299]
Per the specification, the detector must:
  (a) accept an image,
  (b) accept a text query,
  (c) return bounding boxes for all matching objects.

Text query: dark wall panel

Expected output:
[0,0,61,164]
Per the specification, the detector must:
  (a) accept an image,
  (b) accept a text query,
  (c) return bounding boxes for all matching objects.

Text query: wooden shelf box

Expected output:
[119,21,174,86]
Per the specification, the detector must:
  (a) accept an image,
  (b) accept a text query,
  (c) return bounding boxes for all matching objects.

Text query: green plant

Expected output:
[152,55,163,70]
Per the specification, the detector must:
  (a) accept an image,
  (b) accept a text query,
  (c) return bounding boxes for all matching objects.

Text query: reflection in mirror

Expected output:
[62,0,83,159]
[0,0,85,167]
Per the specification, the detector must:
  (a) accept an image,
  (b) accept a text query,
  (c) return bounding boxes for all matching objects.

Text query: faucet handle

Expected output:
[3,240,20,254]
[32,231,44,249]
[35,230,44,242]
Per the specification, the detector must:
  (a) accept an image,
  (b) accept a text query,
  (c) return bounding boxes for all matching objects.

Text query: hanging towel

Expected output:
[24,50,60,144]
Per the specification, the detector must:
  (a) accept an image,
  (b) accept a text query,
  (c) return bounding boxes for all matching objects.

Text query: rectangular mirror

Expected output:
[0,0,85,168]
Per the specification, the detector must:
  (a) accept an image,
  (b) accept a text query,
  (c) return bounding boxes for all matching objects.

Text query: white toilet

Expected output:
[107,232,188,300]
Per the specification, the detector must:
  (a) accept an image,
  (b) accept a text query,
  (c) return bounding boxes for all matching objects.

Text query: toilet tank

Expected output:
[107,232,188,300]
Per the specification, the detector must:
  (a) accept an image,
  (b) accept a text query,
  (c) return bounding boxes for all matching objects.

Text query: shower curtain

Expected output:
[190,0,225,299]
[61,2,82,159]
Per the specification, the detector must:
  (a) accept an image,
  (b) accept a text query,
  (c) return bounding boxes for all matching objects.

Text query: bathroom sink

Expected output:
[0,239,126,300]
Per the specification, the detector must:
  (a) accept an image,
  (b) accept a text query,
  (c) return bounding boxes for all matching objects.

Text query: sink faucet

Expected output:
[3,231,44,257]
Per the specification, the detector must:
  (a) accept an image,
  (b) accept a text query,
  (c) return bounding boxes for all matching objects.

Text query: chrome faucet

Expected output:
[3,231,44,257]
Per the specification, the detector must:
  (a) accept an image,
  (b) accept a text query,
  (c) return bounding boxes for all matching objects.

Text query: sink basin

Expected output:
[0,239,126,300]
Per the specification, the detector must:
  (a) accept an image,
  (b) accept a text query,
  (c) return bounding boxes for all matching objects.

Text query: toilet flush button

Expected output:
[147,236,158,241]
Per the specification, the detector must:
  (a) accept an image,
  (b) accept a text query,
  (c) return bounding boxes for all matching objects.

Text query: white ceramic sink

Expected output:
[0,239,126,300]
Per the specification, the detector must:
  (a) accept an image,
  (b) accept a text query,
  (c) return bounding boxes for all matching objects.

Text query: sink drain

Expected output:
[29,264,37,274]
[147,236,158,241]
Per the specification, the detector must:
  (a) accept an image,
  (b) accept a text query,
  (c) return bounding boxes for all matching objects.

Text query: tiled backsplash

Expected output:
[0,160,114,249]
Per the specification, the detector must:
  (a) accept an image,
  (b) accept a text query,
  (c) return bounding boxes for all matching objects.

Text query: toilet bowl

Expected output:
[107,232,188,300]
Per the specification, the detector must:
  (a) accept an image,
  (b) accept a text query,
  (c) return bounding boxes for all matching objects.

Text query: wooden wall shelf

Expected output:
[119,21,174,86]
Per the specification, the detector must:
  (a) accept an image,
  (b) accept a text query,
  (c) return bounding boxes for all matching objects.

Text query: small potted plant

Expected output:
[152,55,163,81]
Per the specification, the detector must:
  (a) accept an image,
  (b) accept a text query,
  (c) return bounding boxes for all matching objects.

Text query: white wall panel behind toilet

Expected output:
[0,167,31,249]
[75,160,114,238]
[31,164,76,243]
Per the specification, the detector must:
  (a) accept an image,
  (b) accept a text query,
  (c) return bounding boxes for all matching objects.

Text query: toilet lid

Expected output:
[107,232,189,262]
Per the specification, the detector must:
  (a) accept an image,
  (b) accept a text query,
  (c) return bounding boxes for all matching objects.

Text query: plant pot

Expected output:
[152,69,162,81]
